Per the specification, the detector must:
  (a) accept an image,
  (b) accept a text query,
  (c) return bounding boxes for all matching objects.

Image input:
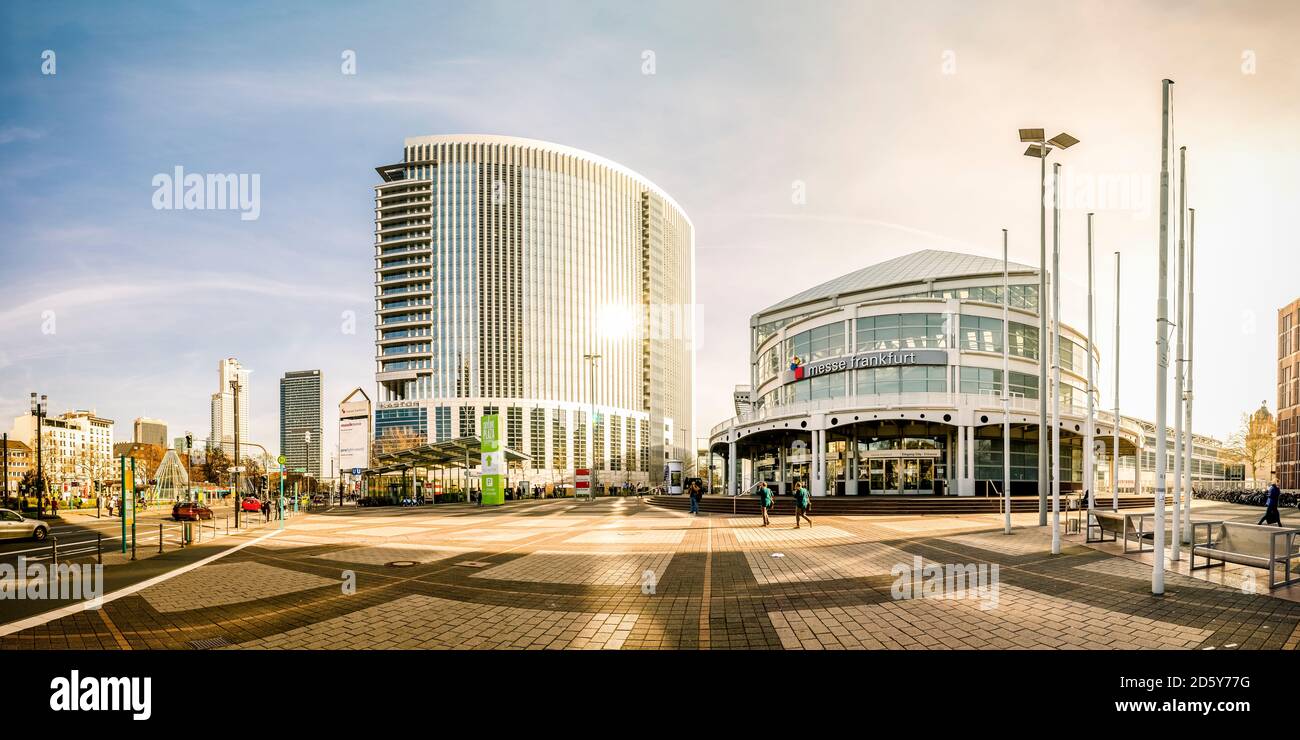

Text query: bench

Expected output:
[1087,510,1165,553]
[1191,521,1300,590]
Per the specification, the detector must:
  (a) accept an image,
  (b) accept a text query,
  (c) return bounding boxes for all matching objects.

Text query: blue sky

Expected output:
[3,0,1299,460]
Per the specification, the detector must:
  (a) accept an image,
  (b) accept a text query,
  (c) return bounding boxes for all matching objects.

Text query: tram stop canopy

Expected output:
[367,436,530,475]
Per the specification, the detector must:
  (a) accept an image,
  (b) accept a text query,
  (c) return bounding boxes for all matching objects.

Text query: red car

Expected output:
[241,497,263,512]
[172,501,214,521]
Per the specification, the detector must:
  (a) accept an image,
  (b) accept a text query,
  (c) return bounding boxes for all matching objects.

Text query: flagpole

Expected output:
[1003,228,1012,535]
[1153,79,1174,595]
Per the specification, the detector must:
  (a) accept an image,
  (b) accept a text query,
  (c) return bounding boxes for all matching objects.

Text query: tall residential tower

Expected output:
[373,135,694,485]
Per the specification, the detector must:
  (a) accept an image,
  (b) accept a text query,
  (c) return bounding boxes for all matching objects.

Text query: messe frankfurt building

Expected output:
[372,135,694,487]
[709,250,1240,497]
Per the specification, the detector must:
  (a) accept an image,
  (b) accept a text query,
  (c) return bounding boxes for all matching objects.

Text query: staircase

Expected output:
[649,494,1156,517]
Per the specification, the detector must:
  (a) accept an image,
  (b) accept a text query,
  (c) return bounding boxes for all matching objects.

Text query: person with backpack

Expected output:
[758,481,774,527]
[688,480,703,515]
[792,480,813,529]
[1259,476,1283,526]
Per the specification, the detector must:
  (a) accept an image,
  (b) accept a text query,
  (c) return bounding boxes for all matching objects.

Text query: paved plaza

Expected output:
[5,497,1300,650]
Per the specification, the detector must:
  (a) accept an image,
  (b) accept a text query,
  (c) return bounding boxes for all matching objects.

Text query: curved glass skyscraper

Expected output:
[373,135,694,486]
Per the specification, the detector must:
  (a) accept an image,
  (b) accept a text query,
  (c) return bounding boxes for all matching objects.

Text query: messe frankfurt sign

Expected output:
[787,349,947,383]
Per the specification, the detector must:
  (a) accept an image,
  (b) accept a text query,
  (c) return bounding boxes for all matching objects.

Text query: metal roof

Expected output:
[367,436,530,475]
[759,249,1039,316]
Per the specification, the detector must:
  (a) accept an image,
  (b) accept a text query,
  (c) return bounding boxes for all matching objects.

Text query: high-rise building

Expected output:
[210,357,250,451]
[1279,298,1300,490]
[372,135,694,485]
[133,417,168,447]
[280,370,323,479]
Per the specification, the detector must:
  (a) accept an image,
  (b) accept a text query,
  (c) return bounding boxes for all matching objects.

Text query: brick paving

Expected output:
[5,497,1300,650]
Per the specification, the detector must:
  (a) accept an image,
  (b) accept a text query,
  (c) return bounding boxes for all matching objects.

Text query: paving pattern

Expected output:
[6,497,1300,650]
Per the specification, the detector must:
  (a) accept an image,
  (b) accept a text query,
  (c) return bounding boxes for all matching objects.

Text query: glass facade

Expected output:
[374,137,692,483]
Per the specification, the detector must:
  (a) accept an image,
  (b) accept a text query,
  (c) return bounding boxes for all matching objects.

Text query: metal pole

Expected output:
[2,432,7,508]
[1183,208,1196,541]
[1051,161,1062,555]
[1002,229,1012,534]
[1086,212,1096,514]
[1113,252,1121,511]
[1038,150,1049,526]
[1171,146,1186,562]
[130,458,137,561]
[279,463,285,530]
[232,379,241,528]
[1153,79,1174,595]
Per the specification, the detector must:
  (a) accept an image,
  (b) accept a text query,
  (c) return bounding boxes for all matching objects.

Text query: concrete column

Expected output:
[812,429,827,497]
[955,425,966,496]
[964,425,976,497]
[846,429,858,496]
[778,441,787,496]
[727,440,737,495]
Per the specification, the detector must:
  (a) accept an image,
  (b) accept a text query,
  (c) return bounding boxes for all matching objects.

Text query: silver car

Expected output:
[0,508,48,541]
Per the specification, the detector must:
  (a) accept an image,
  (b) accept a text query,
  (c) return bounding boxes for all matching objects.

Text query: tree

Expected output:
[200,446,232,484]
[1222,401,1277,485]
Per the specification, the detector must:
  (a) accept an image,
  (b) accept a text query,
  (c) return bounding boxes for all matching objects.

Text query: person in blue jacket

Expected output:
[1259,476,1283,526]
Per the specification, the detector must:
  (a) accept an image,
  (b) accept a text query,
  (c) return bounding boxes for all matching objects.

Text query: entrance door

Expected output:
[883,459,901,495]
[901,459,921,494]
[869,459,885,494]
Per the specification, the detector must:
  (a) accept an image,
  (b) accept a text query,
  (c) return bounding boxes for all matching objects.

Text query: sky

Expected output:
[2,0,1298,464]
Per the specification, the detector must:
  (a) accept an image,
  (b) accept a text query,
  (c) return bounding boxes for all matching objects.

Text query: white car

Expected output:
[0,508,49,541]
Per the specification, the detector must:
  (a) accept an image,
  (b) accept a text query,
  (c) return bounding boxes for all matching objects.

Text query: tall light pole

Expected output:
[1112,252,1121,511]
[1086,212,1096,514]
[1050,161,1063,555]
[1020,127,1079,526]
[1153,79,1175,595]
[1183,207,1196,541]
[1171,146,1187,562]
[584,353,601,497]
[1002,229,1012,535]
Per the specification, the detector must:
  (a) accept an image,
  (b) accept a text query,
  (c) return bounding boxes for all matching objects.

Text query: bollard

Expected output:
[50,535,57,570]
[97,533,102,565]
[159,522,164,553]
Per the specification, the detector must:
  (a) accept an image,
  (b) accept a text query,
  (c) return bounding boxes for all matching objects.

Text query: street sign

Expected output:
[480,414,504,506]
[575,468,592,500]
[352,467,361,477]
[277,455,286,465]
[227,466,245,473]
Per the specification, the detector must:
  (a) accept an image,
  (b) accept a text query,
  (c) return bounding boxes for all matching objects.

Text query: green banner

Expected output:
[480,414,504,506]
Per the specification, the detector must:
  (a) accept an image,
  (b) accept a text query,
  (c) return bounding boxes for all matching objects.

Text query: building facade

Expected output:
[10,408,115,493]
[1279,298,1300,490]
[708,250,1240,496]
[372,135,694,486]
[2,439,30,497]
[133,417,168,447]
[210,357,250,450]
[280,369,323,479]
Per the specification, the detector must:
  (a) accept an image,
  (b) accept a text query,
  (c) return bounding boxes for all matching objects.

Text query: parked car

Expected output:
[172,501,214,521]
[0,508,49,541]
[240,497,263,512]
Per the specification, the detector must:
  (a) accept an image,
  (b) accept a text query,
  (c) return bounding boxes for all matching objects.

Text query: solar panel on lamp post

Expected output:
[1019,128,1079,535]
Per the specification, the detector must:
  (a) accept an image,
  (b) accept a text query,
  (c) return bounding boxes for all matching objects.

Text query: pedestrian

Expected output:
[261,498,270,522]
[1259,476,1283,526]
[688,480,701,515]
[757,480,774,527]
[50,496,59,518]
[792,479,813,529]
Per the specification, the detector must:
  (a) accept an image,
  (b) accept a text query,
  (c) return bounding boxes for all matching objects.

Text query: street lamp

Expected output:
[1019,127,1079,538]
[30,392,47,518]
[583,353,602,498]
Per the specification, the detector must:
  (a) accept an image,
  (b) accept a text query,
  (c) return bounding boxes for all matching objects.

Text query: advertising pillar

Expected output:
[480,414,505,506]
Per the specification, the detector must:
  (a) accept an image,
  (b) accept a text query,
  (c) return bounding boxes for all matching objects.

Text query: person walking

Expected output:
[758,480,774,527]
[688,480,702,515]
[792,480,813,529]
[261,498,270,523]
[1259,476,1283,526]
